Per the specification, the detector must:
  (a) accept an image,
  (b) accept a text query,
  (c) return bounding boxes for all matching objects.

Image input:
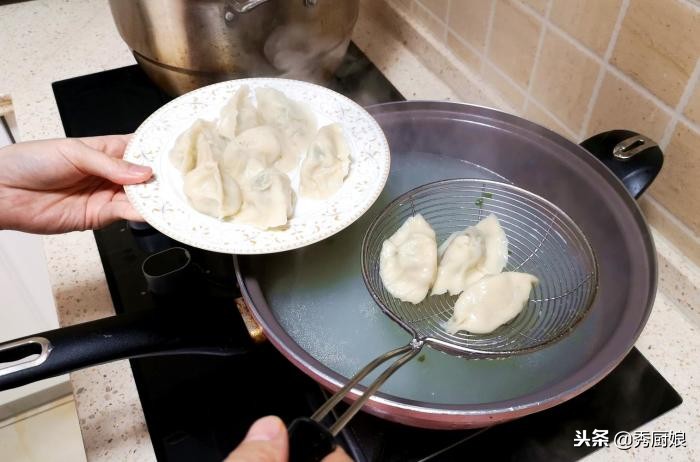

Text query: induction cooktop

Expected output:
[52,43,682,462]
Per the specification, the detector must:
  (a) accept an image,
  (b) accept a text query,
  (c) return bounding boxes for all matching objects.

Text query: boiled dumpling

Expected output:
[183,160,242,219]
[195,122,228,167]
[472,214,508,275]
[220,126,282,180]
[445,272,538,334]
[379,214,438,304]
[299,123,351,199]
[433,214,508,296]
[169,119,217,173]
[236,168,295,229]
[255,87,317,172]
[431,228,485,296]
[217,85,259,139]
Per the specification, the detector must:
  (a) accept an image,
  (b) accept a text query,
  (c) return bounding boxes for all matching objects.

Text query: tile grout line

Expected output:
[446,23,485,61]
[444,0,452,43]
[644,196,700,247]
[579,0,630,139]
[480,0,498,75]
[522,0,554,114]
[660,57,700,148]
[413,0,448,43]
[484,58,578,138]
[527,98,579,139]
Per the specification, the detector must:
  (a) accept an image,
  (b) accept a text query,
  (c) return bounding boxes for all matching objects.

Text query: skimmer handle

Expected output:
[288,342,423,461]
[288,417,337,462]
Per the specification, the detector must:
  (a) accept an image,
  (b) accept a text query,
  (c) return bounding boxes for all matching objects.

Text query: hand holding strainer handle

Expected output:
[288,179,599,461]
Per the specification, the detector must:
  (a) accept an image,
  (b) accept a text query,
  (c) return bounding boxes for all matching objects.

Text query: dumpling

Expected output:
[236,168,295,229]
[183,160,242,219]
[169,119,216,173]
[220,126,282,180]
[217,85,259,139]
[379,214,438,304]
[445,272,538,334]
[299,123,351,199]
[195,122,228,167]
[433,214,508,296]
[255,87,317,172]
[431,228,485,296]
[472,214,508,275]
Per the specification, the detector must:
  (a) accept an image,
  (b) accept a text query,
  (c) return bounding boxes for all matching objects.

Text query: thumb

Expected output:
[62,139,152,185]
[225,416,288,462]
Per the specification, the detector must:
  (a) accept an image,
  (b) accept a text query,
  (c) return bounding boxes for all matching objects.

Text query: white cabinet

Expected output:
[0,231,59,341]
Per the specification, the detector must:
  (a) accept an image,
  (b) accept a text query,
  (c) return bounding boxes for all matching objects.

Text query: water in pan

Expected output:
[256,150,601,405]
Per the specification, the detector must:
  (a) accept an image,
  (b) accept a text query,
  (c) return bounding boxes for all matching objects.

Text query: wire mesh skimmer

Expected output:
[288,179,598,461]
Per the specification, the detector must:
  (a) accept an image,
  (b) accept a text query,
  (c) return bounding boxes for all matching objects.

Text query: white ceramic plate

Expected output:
[124,78,390,254]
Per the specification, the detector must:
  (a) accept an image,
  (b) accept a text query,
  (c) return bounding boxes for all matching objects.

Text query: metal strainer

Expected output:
[289,179,598,458]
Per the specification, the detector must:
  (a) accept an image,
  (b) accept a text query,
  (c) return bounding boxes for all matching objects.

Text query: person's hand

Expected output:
[0,135,152,234]
[225,416,352,462]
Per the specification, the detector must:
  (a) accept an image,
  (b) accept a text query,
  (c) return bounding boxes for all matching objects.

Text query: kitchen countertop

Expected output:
[0,0,697,461]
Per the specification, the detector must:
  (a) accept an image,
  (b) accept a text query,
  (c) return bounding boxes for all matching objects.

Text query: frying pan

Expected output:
[0,102,662,432]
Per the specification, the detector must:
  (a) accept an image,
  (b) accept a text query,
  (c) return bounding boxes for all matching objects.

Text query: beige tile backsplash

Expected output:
[587,72,671,141]
[530,31,600,131]
[650,123,700,233]
[610,0,700,108]
[549,0,622,56]
[401,0,700,262]
[447,1,491,51]
[685,80,700,125]
[489,0,542,88]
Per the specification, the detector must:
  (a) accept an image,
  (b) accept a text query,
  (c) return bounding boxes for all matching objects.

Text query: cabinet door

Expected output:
[0,230,59,341]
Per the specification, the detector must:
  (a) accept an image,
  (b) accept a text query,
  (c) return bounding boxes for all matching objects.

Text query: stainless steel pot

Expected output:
[109,0,360,95]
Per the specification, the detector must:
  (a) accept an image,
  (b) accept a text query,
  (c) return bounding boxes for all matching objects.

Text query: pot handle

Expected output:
[579,130,663,199]
[0,306,252,391]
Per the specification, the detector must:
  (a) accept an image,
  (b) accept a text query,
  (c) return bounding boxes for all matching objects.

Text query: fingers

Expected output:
[322,447,354,462]
[97,200,144,227]
[61,139,152,185]
[79,134,133,158]
[224,416,288,462]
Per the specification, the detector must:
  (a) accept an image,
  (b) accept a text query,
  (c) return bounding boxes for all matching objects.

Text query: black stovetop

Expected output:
[52,43,682,462]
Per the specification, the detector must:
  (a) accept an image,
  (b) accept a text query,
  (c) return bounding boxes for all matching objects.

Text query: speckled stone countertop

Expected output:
[0,1,697,461]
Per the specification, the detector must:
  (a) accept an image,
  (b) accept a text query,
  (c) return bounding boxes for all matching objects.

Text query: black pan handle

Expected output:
[288,417,337,462]
[0,306,252,391]
[579,130,663,199]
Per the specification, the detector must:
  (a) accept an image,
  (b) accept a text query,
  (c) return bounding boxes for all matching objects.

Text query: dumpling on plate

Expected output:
[169,119,216,174]
[445,272,538,334]
[379,214,438,304]
[183,160,242,219]
[255,87,317,172]
[236,168,295,230]
[195,122,228,167]
[433,214,508,295]
[299,123,351,200]
[217,85,259,140]
[220,126,282,181]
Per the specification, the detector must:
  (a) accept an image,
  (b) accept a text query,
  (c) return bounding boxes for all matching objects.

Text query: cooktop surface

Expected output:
[52,43,682,462]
